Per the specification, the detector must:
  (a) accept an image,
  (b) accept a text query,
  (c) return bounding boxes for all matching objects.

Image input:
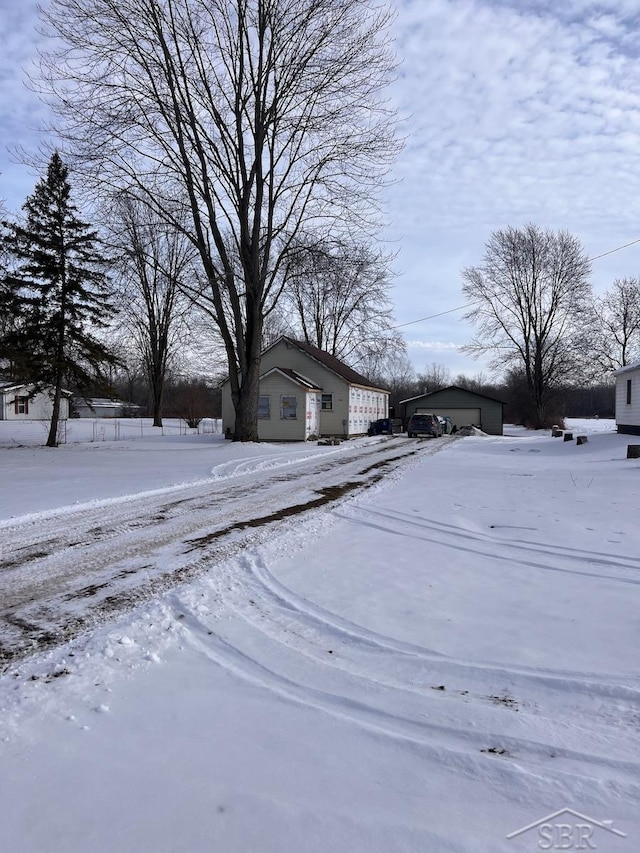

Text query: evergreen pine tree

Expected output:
[3,152,117,446]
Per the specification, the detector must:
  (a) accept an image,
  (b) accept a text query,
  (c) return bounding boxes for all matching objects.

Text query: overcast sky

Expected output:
[3,0,640,379]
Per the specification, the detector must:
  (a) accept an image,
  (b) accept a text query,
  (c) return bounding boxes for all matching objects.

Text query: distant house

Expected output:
[221,336,390,440]
[400,386,504,436]
[0,381,71,421]
[614,360,640,435]
[72,398,141,418]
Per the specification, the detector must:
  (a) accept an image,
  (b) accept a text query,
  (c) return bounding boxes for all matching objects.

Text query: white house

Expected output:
[0,382,71,421]
[221,336,390,440]
[614,360,640,435]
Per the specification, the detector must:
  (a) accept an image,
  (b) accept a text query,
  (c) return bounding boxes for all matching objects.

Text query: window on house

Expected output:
[321,393,333,411]
[257,396,271,419]
[280,395,297,419]
[627,379,632,405]
[14,396,29,415]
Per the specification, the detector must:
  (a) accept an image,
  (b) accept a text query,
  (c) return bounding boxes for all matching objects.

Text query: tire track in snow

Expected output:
[150,530,640,805]
[0,439,437,663]
[336,504,640,585]
[170,588,640,802]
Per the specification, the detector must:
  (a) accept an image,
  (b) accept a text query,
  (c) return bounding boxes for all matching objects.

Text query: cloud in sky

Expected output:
[0,0,47,206]
[382,0,640,374]
[2,0,640,377]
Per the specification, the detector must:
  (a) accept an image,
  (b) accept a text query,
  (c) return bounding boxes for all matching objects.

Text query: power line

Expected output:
[395,235,640,330]
[394,304,470,329]
[588,237,640,262]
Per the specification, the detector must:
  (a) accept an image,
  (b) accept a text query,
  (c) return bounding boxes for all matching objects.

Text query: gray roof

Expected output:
[399,385,505,405]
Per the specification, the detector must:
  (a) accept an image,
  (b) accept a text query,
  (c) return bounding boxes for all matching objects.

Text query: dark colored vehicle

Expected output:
[406,413,442,438]
[367,418,393,436]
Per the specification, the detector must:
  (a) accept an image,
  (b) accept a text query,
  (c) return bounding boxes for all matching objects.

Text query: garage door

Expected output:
[425,408,481,429]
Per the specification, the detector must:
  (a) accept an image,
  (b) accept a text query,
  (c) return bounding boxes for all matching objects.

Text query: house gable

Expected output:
[260,367,322,392]
[262,336,387,393]
[255,368,322,441]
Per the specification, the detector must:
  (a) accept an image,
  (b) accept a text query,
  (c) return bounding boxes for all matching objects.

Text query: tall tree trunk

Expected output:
[151,377,164,427]
[46,382,62,447]
[47,301,67,447]
[231,349,261,442]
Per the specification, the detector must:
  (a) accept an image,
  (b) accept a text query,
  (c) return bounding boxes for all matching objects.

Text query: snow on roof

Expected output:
[78,398,140,409]
[0,381,72,396]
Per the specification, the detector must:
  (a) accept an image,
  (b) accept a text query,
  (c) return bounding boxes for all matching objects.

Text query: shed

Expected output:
[400,386,504,436]
[0,381,71,421]
[72,398,141,418]
[614,360,640,435]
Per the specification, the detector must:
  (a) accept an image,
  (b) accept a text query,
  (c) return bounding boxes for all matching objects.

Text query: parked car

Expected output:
[367,418,393,436]
[406,413,442,438]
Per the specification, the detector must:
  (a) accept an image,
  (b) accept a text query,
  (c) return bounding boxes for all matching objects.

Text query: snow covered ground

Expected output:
[0,419,638,852]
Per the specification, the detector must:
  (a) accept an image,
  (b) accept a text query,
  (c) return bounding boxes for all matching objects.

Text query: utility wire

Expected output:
[588,237,640,262]
[394,304,470,329]
[395,236,640,330]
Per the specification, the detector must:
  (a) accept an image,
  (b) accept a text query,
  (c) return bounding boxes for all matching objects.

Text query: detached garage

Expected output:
[400,386,504,436]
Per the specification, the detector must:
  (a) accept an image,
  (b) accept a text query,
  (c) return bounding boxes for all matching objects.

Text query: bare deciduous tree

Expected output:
[109,194,193,426]
[367,349,415,412]
[462,224,592,428]
[452,371,488,393]
[591,278,640,372]
[416,362,450,394]
[39,0,399,440]
[279,237,404,371]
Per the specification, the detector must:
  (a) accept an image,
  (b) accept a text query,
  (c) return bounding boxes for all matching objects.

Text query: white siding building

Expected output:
[614,360,640,435]
[0,382,70,421]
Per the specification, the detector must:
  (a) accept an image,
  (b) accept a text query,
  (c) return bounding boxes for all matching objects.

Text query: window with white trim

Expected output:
[258,395,271,419]
[280,395,297,419]
[14,396,29,415]
[321,393,333,411]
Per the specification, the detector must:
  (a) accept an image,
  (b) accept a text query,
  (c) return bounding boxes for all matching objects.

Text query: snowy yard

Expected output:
[0,419,638,852]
